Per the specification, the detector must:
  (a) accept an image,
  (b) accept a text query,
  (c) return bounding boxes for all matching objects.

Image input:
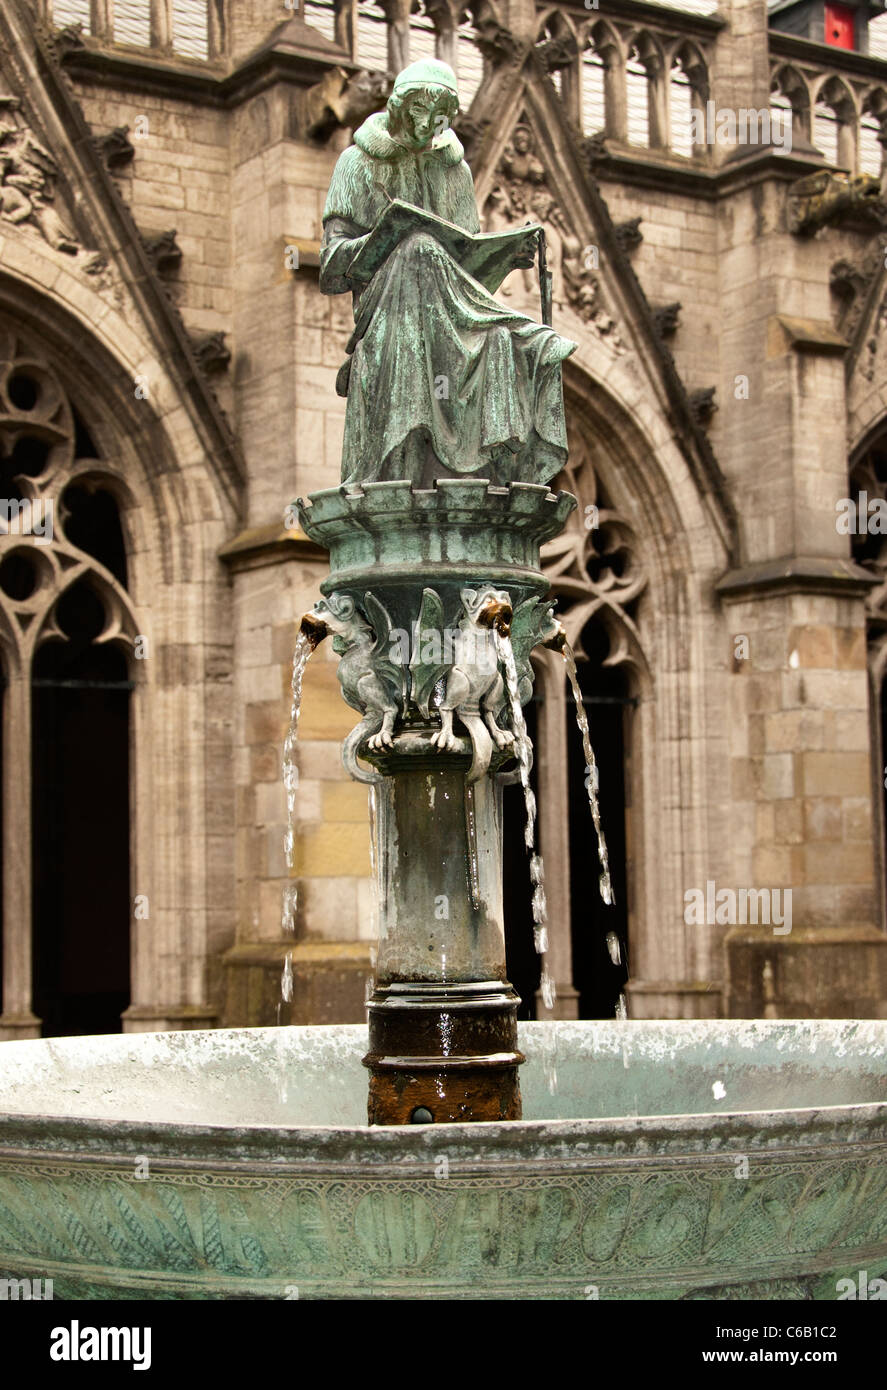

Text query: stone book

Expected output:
[347,198,539,294]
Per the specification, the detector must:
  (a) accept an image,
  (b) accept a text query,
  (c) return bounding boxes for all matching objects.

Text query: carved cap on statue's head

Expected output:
[386,59,460,150]
[391,59,458,100]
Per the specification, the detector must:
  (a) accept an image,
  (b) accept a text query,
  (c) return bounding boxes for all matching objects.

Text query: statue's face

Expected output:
[513,128,531,154]
[399,90,450,149]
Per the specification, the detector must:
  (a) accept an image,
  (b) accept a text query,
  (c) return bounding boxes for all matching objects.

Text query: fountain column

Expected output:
[363,743,524,1124]
[297,479,575,1123]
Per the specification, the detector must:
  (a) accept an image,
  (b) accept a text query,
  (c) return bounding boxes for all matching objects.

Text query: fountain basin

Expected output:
[0,1019,885,1300]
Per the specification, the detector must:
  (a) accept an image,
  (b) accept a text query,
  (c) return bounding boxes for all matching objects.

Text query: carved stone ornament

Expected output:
[54,21,87,54]
[536,34,579,74]
[96,126,136,173]
[583,131,608,168]
[472,5,524,68]
[789,169,887,237]
[483,121,626,351]
[304,68,391,142]
[142,228,183,274]
[861,290,887,382]
[0,96,127,309]
[0,324,139,661]
[0,95,79,254]
[614,216,643,253]
[829,235,887,344]
[541,432,646,662]
[192,331,231,375]
[690,385,718,427]
[653,302,682,338]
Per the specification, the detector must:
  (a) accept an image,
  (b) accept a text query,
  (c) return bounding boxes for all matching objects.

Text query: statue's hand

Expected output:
[512,228,540,269]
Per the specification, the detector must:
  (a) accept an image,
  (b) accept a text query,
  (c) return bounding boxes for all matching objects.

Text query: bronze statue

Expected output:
[319,59,577,489]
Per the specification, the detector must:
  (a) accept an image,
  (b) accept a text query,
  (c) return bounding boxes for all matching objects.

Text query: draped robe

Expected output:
[320,112,577,487]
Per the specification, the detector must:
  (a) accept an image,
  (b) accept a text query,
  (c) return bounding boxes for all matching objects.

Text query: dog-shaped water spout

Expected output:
[411,586,515,782]
[300,592,403,782]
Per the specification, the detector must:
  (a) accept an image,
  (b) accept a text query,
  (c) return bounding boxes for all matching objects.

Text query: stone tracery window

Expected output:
[0,323,138,1038]
[543,432,647,659]
[814,75,858,171]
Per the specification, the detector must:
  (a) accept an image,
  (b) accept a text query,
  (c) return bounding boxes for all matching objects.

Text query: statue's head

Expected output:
[512,126,532,154]
[387,59,459,151]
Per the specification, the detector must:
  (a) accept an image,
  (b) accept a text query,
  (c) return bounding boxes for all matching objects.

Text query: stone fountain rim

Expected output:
[2,1017,885,1072]
[2,1019,885,1163]
[2,1101,885,1170]
[4,1018,886,1048]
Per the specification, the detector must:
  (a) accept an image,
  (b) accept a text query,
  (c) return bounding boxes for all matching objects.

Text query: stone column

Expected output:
[0,669,40,1038]
[710,0,772,135]
[89,0,113,45]
[502,0,539,46]
[149,0,173,53]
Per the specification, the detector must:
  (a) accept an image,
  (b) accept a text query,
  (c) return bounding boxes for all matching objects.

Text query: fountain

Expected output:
[0,60,886,1300]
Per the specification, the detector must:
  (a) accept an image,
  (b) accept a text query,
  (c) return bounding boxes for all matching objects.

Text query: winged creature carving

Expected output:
[304,591,404,781]
[410,585,515,782]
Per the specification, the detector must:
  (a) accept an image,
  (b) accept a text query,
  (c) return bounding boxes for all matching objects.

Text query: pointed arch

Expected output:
[861,84,887,178]
[625,29,669,149]
[847,428,887,938]
[580,18,627,142]
[671,38,709,158]
[813,73,859,171]
[0,270,237,1038]
[771,62,813,148]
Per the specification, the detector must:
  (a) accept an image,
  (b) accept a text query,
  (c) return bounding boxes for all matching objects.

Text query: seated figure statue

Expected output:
[319,58,577,489]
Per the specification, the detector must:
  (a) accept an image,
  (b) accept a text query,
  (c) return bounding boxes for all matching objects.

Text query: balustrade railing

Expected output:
[30,0,887,174]
[44,0,214,59]
[770,32,887,177]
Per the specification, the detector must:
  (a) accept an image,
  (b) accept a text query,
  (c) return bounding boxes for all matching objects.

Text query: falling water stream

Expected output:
[278,631,313,1032]
[495,630,556,1013]
[561,641,630,1021]
[562,642,613,908]
[283,631,312,870]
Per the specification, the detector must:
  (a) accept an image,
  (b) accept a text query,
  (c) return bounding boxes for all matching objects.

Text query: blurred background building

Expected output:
[1,0,887,1038]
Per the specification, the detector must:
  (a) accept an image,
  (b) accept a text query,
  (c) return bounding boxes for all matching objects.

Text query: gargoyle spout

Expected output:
[299,611,329,649]
[476,596,514,637]
[542,621,568,651]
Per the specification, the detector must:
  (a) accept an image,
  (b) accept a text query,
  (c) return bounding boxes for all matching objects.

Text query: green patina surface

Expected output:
[318,58,576,489]
[0,1021,885,1300]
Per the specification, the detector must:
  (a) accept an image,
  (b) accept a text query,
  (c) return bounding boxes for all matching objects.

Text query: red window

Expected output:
[824,2,856,49]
